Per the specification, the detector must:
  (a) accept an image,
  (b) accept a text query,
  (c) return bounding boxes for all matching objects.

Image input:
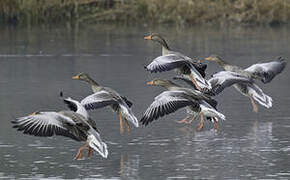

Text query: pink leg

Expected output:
[250,96,258,113]
[74,142,89,160]
[190,74,201,91]
[125,118,130,134]
[119,113,124,135]
[187,115,197,125]
[197,113,205,131]
[87,147,93,157]
[177,114,190,124]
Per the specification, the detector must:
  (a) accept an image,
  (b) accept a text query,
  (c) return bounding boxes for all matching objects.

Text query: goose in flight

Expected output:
[140,79,225,131]
[205,55,286,84]
[73,73,138,134]
[12,95,108,160]
[174,71,272,113]
[144,33,208,90]
[204,55,285,112]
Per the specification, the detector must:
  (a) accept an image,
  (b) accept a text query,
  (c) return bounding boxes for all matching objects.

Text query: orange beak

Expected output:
[72,75,80,80]
[147,80,154,85]
[144,35,152,40]
[205,57,212,61]
[29,112,37,116]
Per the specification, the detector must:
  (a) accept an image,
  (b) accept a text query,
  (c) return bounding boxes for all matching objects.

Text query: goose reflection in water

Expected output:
[120,154,140,180]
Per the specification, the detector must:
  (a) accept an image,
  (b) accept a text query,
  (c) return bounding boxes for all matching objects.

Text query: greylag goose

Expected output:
[72,73,138,134]
[11,95,108,160]
[205,55,286,84]
[204,55,285,112]
[244,57,287,83]
[140,79,225,131]
[144,33,208,90]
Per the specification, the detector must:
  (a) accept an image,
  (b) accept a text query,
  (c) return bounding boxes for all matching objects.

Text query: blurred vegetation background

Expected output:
[0,0,290,26]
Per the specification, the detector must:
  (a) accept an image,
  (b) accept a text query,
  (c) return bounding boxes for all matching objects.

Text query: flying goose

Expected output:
[205,55,286,84]
[204,55,284,112]
[144,33,208,90]
[140,79,225,131]
[73,73,138,134]
[12,95,108,160]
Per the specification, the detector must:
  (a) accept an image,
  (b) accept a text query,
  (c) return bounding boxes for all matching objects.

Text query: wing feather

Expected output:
[245,57,287,83]
[208,71,253,95]
[81,90,118,110]
[145,54,189,73]
[140,91,197,126]
[11,112,78,140]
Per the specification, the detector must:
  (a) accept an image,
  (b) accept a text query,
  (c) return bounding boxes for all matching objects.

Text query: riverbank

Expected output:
[1,0,289,26]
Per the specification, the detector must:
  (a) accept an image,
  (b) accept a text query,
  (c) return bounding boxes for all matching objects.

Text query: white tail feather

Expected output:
[87,134,108,158]
[120,104,139,127]
[200,103,226,121]
[248,84,273,108]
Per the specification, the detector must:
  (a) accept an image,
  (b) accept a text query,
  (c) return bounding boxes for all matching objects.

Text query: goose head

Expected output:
[205,55,223,62]
[144,33,170,50]
[147,78,178,88]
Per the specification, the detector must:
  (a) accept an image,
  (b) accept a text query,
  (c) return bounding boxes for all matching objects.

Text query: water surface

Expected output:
[0,24,290,179]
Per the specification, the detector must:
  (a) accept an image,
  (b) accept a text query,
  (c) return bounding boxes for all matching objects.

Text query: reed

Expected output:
[0,0,290,25]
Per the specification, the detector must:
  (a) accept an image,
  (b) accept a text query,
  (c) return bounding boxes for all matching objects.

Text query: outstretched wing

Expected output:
[245,57,287,83]
[145,54,207,78]
[11,112,78,140]
[81,90,118,110]
[140,91,197,126]
[145,54,190,73]
[208,71,253,95]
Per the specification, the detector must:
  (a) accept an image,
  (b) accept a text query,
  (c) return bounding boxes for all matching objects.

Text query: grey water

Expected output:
[0,24,290,179]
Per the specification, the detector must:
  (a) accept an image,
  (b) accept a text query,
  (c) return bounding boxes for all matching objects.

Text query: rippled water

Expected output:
[0,24,289,179]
